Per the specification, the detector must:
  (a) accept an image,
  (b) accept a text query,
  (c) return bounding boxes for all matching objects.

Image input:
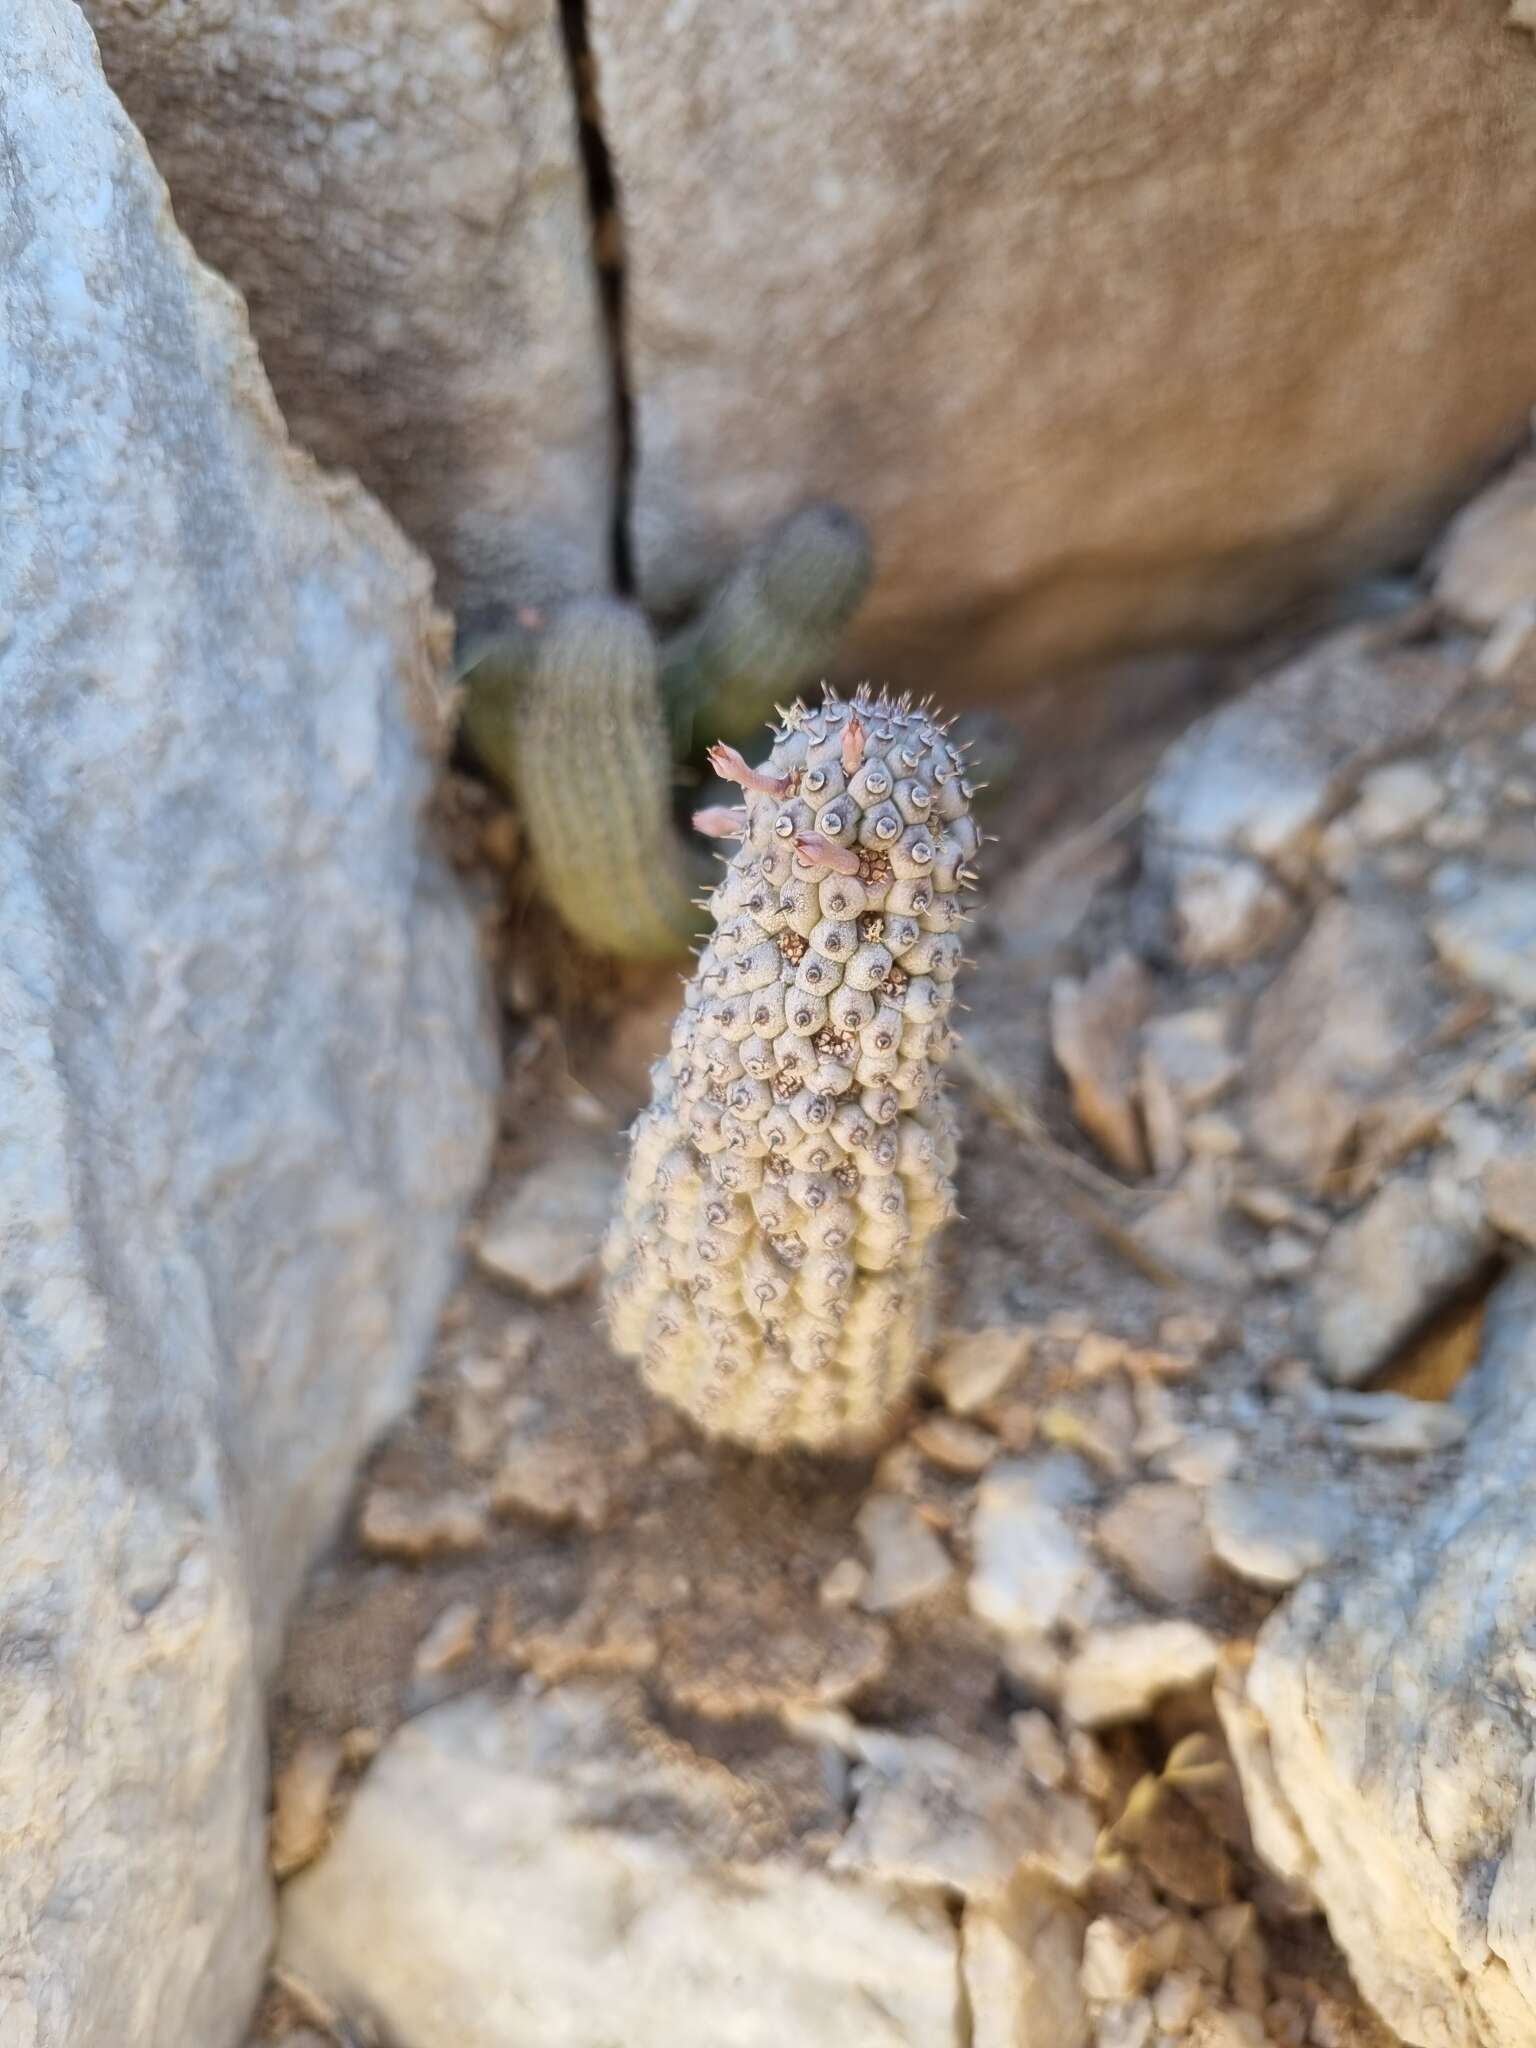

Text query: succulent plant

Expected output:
[659,503,873,757]
[602,688,981,1453]
[460,598,701,960]
[456,504,873,961]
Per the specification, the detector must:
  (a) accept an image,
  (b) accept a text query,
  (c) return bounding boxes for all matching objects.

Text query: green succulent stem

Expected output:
[659,503,873,758]
[460,600,705,962]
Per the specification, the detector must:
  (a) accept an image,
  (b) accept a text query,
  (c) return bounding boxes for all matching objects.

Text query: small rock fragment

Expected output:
[1051,952,1154,1175]
[473,1153,619,1298]
[1075,1331,1130,1379]
[1040,1391,1135,1478]
[1141,1800,1234,1911]
[1062,1621,1220,1728]
[1161,1432,1241,1488]
[1082,1916,1154,2001]
[1346,761,1445,843]
[1247,900,1432,1193]
[1095,1998,1155,2048]
[819,1557,868,1609]
[1096,1484,1217,1607]
[855,1496,954,1613]
[1185,1114,1243,1158]
[1188,2011,1266,2048]
[1160,851,1294,969]
[1434,457,1536,628]
[270,1734,343,1879]
[1322,1390,1467,1455]
[933,1326,1036,1414]
[1133,1174,1247,1293]
[1476,598,1536,683]
[1483,1147,1536,1247]
[493,1433,611,1530]
[962,1878,1090,2048]
[1431,879,1536,1008]
[1154,1970,1208,2034]
[340,1727,382,1768]
[413,1600,481,1678]
[450,1352,515,1468]
[1204,1481,1353,1589]
[358,1486,489,1560]
[910,1413,999,1474]
[833,1731,1098,1896]
[1310,1171,1492,1384]
[969,1461,1108,1638]
[1263,1998,1309,2047]
[1012,1709,1071,1790]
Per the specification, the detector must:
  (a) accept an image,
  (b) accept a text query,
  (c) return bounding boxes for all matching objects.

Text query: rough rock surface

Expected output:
[1,8,495,2044]
[80,0,613,620]
[279,1686,964,2048]
[592,2,1536,688]
[1223,1270,1536,2048]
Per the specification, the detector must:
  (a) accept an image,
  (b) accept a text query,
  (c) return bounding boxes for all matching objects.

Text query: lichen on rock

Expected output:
[603,688,980,1451]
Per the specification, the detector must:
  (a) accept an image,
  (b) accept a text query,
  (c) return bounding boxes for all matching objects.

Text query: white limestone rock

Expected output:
[279,1687,964,2048]
[0,10,496,2041]
[1222,1267,1536,2047]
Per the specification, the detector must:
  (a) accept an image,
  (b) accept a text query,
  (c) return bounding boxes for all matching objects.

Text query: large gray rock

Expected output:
[1220,1266,1536,2048]
[0,8,496,2044]
[80,0,613,621]
[279,1687,965,2048]
[591,1,1536,688]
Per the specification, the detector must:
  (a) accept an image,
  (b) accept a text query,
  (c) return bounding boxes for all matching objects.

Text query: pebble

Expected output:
[269,1733,342,1879]
[1154,1970,1208,2034]
[413,1599,481,1678]
[1062,1620,1220,1728]
[1095,1997,1156,2048]
[1434,459,1536,628]
[1075,1331,1130,1379]
[493,1432,611,1530]
[1431,879,1536,1008]
[1483,1148,1536,1246]
[969,1461,1107,1637]
[1012,1707,1070,1789]
[472,1153,619,1298]
[1204,1479,1353,1589]
[818,1557,869,1609]
[1146,1008,1240,1104]
[1310,1172,1492,1385]
[1167,850,1296,969]
[1188,2011,1266,2048]
[1050,951,1153,1175]
[1346,762,1444,844]
[932,1325,1035,1413]
[1082,1916,1154,2000]
[1161,1431,1241,1488]
[358,1485,490,1560]
[856,1495,955,1613]
[910,1413,999,1474]
[1323,1390,1467,1456]
[1096,1483,1217,1607]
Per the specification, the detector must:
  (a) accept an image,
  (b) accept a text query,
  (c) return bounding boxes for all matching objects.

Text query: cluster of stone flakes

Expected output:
[604,689,980,1451]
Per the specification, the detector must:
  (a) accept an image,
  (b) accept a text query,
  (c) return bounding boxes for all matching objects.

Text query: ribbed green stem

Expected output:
[461,601,706,961]
[660,503,873,756]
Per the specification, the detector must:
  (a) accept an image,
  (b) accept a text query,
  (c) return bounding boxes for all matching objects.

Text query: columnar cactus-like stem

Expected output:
[462,599,703,961]
[603,687,982,1453]
[660,505,874,755]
